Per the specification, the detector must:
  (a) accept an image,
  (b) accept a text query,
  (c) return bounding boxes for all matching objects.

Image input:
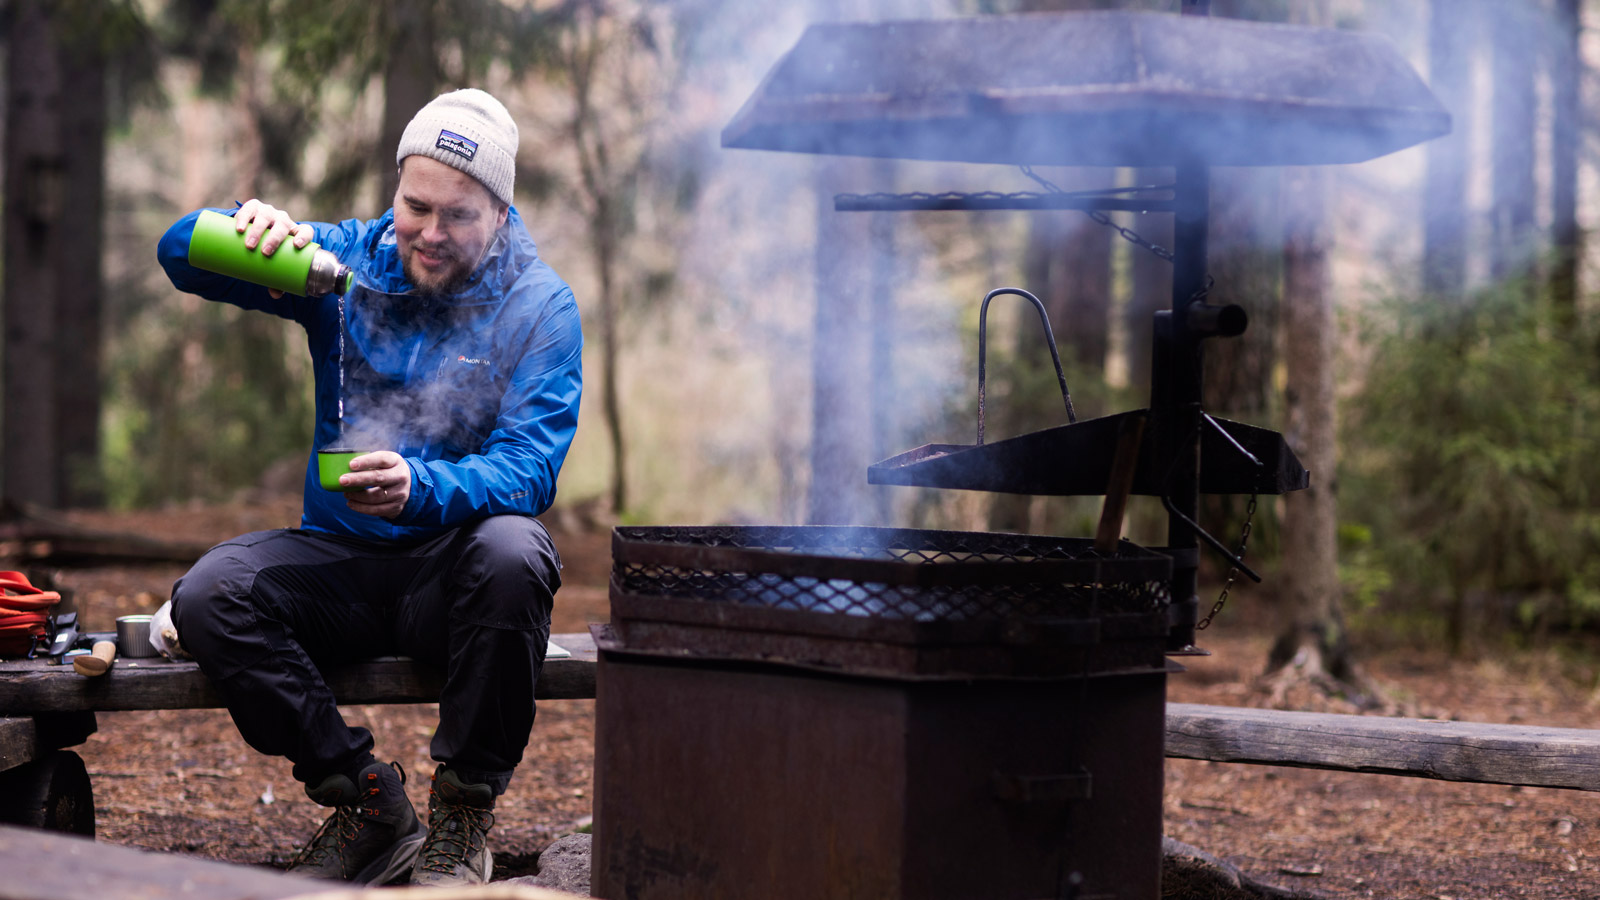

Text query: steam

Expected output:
[323,286,510,457]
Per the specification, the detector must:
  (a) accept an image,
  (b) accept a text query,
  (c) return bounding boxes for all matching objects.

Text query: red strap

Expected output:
[0,591,59,611]
[0,570,60,609]
[0,618,46,635]
[0,571,40,593]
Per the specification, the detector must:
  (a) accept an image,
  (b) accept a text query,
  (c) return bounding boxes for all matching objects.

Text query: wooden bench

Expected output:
[1166,701,1600,792]
[0,631,598,834]
[9,640,1597,838]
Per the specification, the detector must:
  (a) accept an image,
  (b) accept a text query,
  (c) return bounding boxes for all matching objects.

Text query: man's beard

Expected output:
[403,242,473,297]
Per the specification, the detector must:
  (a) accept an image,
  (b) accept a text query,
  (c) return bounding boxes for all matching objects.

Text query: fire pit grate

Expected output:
[613,525,1170,623]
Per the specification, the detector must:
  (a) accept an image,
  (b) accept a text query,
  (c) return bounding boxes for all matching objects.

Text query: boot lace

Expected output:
[289,762,404,875]
[291,799,371,875]
[416,801,496,874]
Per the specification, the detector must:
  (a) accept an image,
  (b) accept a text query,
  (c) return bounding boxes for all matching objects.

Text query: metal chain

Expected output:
[1082,208,1176,263]
[1020,165,1177,263]
[1197,493,1257,630]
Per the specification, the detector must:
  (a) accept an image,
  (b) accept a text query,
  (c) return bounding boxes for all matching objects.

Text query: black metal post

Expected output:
[1161,159,1208,651]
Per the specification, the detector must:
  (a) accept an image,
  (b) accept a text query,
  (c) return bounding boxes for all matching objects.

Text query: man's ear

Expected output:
[495,203,509,229]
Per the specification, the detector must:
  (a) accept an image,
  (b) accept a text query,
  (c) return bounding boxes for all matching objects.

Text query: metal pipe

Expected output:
[834,194,1176,214]
[1183,301,1248,338]
[1162,159,1209,652]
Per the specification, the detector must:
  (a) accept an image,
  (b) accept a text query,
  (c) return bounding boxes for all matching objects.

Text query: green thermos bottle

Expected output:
[187,209,354,296]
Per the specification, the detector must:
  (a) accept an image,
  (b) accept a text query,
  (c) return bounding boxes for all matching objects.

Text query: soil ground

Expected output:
[18,497,1600,898]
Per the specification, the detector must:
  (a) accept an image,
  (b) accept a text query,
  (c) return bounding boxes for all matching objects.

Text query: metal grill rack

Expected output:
[607,525,1172,678]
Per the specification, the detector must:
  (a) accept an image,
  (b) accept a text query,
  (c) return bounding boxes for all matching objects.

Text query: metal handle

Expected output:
[977,288,1076,445]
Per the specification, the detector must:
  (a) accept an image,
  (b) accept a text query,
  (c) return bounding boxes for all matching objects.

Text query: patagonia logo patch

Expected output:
[437,130,478,161]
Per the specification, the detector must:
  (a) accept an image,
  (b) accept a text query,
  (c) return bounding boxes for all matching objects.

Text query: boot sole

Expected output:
[357,819,428,886]
[409,847,494,886]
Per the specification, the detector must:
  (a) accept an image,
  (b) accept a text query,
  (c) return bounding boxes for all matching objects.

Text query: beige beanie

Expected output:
[396,89,518,206]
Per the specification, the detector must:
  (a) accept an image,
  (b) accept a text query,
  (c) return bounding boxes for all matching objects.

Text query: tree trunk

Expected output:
[380,0,437,209]
[55,10,107,508]
[595,206,627,516]
[1201,167,1279,423]
[3,0,107,508]
[1423,0,1476,302]
[1490,0,1536,284]
[1549,0,1581,328]
[1268,166,1352,683]
[808,159,876,526]
[1034,175,1113,376]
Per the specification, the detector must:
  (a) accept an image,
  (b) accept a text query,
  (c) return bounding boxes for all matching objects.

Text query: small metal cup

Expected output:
[116,614,158,658]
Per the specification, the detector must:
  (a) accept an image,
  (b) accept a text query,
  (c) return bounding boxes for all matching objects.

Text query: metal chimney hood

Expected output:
[721,11,1450,167]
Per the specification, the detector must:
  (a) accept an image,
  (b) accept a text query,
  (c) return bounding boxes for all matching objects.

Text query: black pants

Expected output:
[170,516,560,795]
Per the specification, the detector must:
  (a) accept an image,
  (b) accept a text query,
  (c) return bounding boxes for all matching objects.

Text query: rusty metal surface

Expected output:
[722,11,1449,166]
[594,617,1172,680]
[592,645,1168,899]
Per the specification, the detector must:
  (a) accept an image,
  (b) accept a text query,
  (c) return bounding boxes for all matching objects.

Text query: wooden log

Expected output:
[0,718,35,773]
[0,632,598,714]
[0,499,214,565]
[0,823,326,900]
[1167,702,1600,792]
[0,823,580,900]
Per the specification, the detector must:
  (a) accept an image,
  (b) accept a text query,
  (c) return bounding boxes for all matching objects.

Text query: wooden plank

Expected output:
[0,823,324,900]
[0,718,35,773]
[0,632,597,714]
[0,822,579,899]
[1166,702,1600,791]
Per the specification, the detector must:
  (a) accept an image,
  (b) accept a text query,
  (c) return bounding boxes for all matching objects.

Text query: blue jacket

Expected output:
[157,206,584,543]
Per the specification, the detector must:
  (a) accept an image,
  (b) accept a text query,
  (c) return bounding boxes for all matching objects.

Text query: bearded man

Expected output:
[155,88,582,887]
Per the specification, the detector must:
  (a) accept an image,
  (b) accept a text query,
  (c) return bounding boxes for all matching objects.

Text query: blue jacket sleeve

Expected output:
[396,286,584,526]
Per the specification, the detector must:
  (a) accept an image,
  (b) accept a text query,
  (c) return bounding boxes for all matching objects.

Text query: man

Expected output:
[155,89,582,887]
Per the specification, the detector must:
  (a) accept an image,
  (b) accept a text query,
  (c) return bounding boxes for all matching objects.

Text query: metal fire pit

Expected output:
[595,9,1452,900]
[593,526,1174,900]
[603,525,1171,678]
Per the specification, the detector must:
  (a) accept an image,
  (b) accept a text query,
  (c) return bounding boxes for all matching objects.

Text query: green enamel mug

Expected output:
[317,448,370,492]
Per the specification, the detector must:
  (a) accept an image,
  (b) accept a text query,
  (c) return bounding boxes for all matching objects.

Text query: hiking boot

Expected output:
[287,760,426,884]
[409,764,496,886]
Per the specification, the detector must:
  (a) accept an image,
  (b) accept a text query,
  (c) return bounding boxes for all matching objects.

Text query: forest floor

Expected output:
[18,495,1600,898]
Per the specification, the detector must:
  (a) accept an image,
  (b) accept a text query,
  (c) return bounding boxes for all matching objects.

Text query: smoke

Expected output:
[653,0,973,526]
[602,0,1559,526]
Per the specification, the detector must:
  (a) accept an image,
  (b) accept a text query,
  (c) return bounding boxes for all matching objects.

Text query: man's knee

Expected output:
[170,546,262,662]
[452,516,560,627]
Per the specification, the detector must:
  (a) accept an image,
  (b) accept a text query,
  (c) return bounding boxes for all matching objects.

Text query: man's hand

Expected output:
[341,451,411,520]
[233,199,316,298]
